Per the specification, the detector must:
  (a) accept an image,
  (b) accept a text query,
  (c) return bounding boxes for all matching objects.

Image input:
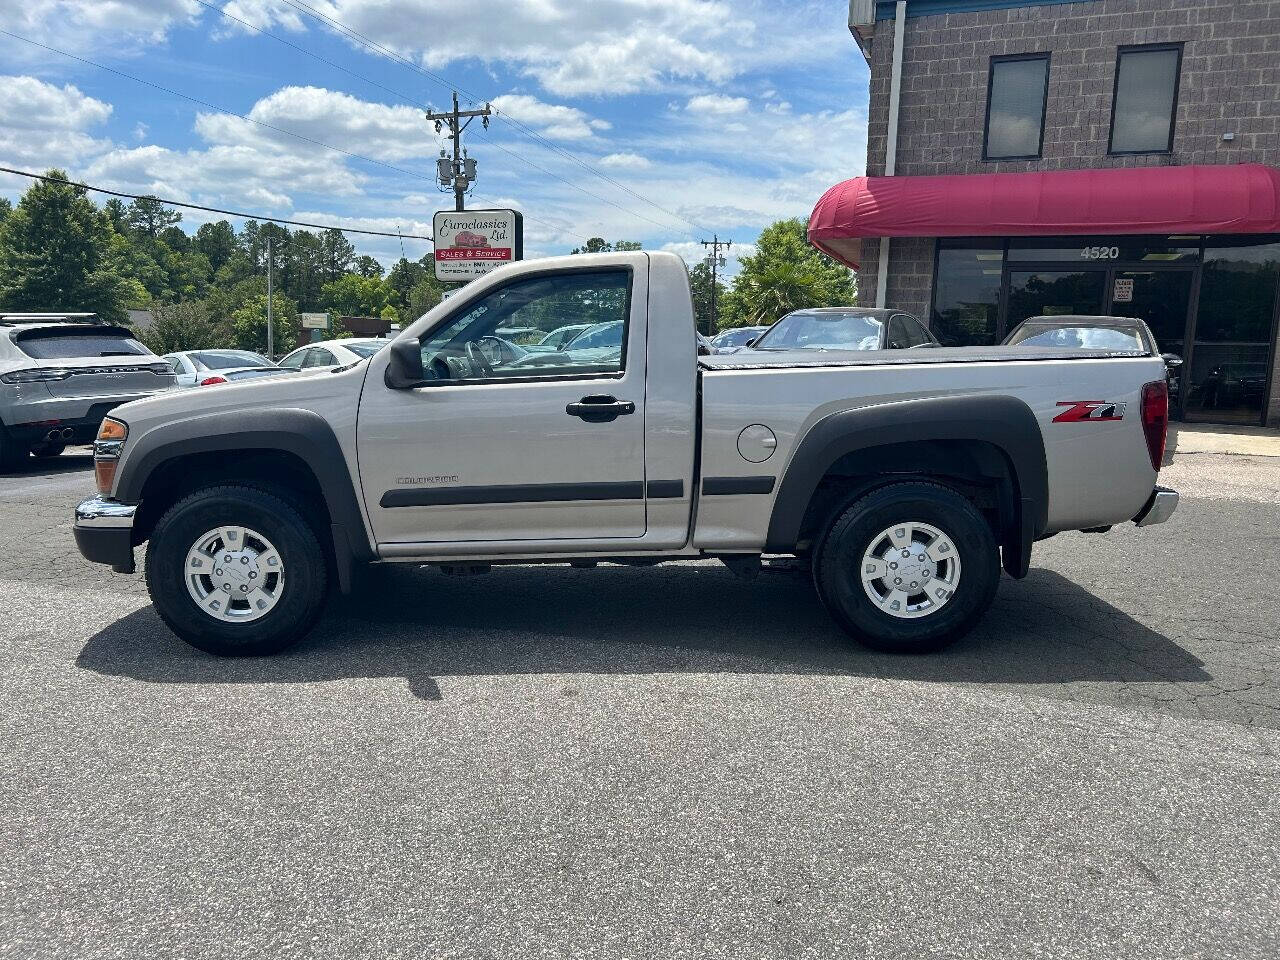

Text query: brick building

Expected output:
[823,0,1280,425]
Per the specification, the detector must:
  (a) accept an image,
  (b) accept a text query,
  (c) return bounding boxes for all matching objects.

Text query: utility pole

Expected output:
[266,235,274,360]
[426,91,491,211]
[700,235,732,335]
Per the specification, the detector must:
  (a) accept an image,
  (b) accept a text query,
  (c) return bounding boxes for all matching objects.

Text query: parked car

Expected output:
[0,313,175,469]
[195,367,298,387]
[277,338,388,373]
[163,350,275,388]
[521,323,594,354]
[711,326,769,353]
[1003,316,1183,405]
[76,252,1176,660]
[747,308,939,352]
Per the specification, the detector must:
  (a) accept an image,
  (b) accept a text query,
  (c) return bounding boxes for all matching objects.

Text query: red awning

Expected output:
[808,164,1280,269]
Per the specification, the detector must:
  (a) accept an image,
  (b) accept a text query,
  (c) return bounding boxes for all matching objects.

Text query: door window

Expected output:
[303,348,336,368]
[278,349,307,371]
[887,314,930,348]
[418,269,631,381]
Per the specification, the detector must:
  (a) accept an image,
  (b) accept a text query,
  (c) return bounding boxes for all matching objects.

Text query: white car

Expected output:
[162,350,277,388]
[277,338,388,372]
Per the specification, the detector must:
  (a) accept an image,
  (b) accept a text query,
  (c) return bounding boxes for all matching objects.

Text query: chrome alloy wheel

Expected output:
[184,526,285,623]
[859,521,961,619]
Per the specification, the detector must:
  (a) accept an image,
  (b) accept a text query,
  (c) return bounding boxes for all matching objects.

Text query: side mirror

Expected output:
[1161,352,1184,369]
[745,338,757,348]
[384,339,425,389]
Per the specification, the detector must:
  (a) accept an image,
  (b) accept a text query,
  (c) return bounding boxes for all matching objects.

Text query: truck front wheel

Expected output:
[813,482,1000,654]
[144,485,328,656]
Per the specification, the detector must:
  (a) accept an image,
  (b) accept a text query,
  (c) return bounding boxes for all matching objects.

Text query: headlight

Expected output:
[94,417,128,495]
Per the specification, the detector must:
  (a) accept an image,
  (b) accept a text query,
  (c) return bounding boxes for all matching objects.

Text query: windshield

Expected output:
[713,327,762,347]
[344,341,383,358]
[191,350,271,370]
[753,311,883,351]
[15,331,149,359]
[1010,325,1144,350]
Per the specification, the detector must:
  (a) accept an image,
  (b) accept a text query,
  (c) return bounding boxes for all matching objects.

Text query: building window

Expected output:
[931,242,1005,345]
[1109,45,1182,155]
[983,54,1050,161]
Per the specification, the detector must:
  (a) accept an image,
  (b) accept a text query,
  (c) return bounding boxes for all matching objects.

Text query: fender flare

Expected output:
[116,408,375,580]
[764,395,1048,576]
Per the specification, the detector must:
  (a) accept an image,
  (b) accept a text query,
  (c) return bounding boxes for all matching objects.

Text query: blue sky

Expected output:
[0,0,869,273]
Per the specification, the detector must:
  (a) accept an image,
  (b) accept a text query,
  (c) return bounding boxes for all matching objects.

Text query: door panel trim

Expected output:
[380,481,647,508]
[702,476,776,495]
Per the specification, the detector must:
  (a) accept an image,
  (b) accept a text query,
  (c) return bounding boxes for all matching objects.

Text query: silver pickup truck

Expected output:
[73,251,1177,656]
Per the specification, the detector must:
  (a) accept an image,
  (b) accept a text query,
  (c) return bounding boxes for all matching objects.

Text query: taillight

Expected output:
[199,375,228,386]
[1140,380,1168,471]
[93,417,128,495]
[0,367,73,383]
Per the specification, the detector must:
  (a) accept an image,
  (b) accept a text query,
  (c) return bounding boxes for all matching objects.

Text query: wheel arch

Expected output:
[117,409,374,589]
[764,395,1048,577]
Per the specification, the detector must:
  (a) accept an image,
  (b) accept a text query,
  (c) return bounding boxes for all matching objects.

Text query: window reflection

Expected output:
[931,245,1003,345]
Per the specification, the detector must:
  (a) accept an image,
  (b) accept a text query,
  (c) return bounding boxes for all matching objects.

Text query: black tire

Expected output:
[144,485,328,656]
[813,481,1000,654]
[0,428,28,472]
[31,442,65,459]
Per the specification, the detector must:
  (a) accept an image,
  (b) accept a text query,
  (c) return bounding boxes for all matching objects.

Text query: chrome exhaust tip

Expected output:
[60,427,74,440]
[45,429,61,442]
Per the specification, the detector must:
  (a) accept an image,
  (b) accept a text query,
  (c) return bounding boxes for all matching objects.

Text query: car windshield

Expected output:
[1011,325,1144,350]
[753,311,883,351]
[15,331,150,359]
[713,328,761,347]
[190,350,271,370]
[344,342,383,358]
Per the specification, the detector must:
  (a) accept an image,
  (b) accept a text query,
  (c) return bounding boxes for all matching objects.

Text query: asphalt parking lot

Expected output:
[1,447,1277,959]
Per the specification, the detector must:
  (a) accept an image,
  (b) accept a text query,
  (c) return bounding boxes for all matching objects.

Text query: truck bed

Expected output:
[699,345,1147,371]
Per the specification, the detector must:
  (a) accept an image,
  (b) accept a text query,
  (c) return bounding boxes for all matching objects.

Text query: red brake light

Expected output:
[1140,380,1168,470]
[199,375,228,386]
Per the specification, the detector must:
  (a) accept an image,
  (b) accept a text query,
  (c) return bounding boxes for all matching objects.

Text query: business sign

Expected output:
[1112,278,1134,303]
[433,208,523,281]
[300,312,329,329]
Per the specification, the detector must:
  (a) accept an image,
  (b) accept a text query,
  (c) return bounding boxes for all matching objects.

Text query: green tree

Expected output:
[0,169,135,324]
[353,255,383,279]
[320,273,389,317]
[403,278,443,323]
[139,300,224,354]
[386,256,425,306]
[720,218,856,327]
[0,197,14,226]
[195,220,237,274]
[126,196,181,240]
[229,293,297,355]
[688,260,727,333]
[319,228,355,283]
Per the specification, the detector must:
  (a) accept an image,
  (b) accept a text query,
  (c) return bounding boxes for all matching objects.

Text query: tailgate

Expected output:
[11,326,175,399]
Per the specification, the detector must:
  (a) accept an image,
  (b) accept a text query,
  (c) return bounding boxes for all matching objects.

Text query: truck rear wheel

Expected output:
[813,482,999,654]
[144,485,328,656]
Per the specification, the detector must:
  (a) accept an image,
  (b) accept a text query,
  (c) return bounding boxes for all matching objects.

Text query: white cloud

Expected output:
[490,94,609,141]
[0,1,200,58]
[598,152,651,170]
[686,93,749,115]
[194,85,439,164]
[0,75,113,171]
[218,0,854,97]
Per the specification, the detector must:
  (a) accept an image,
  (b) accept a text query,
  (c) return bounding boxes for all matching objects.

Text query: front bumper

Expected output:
[74,496,137,573]
[1133,485,1179,527]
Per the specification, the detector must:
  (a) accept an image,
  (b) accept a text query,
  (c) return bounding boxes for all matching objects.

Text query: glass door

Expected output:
[1183,240,1280,425]
[1005,269,1108,330]
[1108,268,1194,417]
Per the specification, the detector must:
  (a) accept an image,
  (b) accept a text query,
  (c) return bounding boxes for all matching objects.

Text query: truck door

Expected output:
[357,261,649,546]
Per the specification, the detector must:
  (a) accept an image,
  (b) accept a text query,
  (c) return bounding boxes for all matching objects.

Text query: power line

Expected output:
[274,0,710,236]
[0,166,433,240]
[0,29,440,189]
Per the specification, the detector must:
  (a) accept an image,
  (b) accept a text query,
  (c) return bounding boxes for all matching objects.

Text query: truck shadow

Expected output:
[76,563,1209,703]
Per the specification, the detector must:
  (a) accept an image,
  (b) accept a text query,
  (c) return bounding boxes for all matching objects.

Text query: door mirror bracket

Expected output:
[384,339,426,389]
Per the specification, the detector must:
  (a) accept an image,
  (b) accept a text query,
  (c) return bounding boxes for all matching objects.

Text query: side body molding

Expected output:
[764,395,1049,575]
[115,408,375,574]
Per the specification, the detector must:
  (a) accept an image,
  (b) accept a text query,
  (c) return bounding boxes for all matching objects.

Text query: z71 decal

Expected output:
[1052,401,1128,423]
